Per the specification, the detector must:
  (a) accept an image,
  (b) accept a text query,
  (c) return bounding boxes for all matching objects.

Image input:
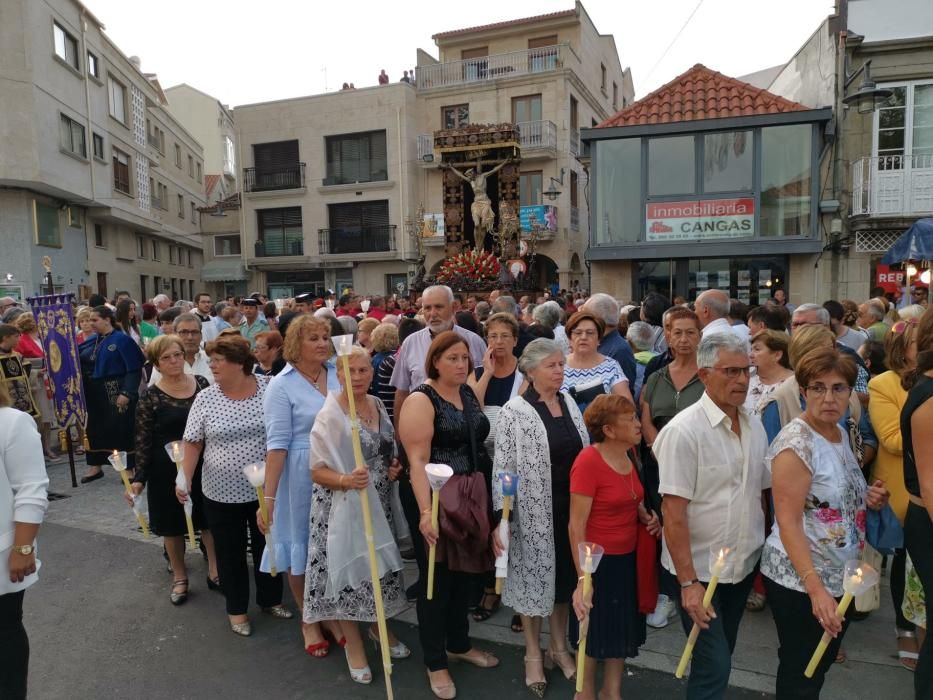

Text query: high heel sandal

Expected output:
[471,589,501,622]
[524,655,547,698]
[427,669,456,699]
[368,628,411,659]
[344,648,372,685]
[169,579,188,606]
[206,575,222,593]
[323,627,347,648]
[544,648,576,680]
[261,604,294,619]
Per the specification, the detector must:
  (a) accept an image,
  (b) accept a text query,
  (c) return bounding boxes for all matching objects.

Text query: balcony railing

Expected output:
[417,44,566,90]
[147,132,162,151]
[570,128,581,157]
[851,154,933,217]
[517,120,557,152]
[244,163,306,193]
[254,236,304,257]
[150,195,163,210]
[417,134,434,161]
[318,225,397,255]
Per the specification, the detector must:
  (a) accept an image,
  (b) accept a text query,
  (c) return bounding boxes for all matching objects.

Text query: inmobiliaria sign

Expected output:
[646,197,755,241]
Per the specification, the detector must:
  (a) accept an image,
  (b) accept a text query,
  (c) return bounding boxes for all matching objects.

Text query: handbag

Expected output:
[866,504,904,555]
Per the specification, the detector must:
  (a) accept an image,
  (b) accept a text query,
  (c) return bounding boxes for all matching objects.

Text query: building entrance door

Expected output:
[635,255,788,305]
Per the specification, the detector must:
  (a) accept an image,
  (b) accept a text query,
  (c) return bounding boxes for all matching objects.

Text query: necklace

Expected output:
[90,332,109,361]
[295,363,325,391]
[598,446,638,500]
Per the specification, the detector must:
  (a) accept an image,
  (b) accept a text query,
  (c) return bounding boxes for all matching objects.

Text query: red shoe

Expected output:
[305,639,330,658]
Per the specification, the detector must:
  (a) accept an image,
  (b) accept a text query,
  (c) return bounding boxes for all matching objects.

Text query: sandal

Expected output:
[897,629,919,671]
[471,589,501,622]
[545,648,576,680]
[524,655,547,698]
[170,579,188,606]
[746,591,767,612]
[447,649,499,668]
[511,614,523,633]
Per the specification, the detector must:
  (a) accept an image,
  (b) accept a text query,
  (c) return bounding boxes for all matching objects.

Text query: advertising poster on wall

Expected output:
[738,270,751,287]
[737,288,751,305]
[696,271,709,289]
[716,271,730,288]
[759,269,772,287]
[646,198,755,241]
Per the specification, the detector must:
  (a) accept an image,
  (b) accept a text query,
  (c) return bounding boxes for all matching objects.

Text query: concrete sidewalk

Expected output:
[43,455,915,699]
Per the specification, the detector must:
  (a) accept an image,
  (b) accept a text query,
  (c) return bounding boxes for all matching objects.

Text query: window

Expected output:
[325,130,387,185]
[214,235,241,256]
[249,140,303,190]
[612,82,618,110]
[196,162,202,182]
[92,133,104,160]
[151,240,160,260]
[108,76,126,124]
[600,64,607,92]
[223,136,235,176]
[527,35,559,71]
[159,183,168,209]
[702,131,753,192]
[187,249,193,267]
[761,124,812,237]
[875,82,933,163]
[35,202,61,247]
[188,155,194,177]
[175,143,182,168]
[258,207,303,256]
[169,245,176,264]
[94,223,105,247]
[570,170,579,208]
[326,201,392,254]
[68,206,84,229]
[519,171,543,207]
[442,104,470,129]
[177,194,184,218]
[87,51,99,78]
[137,235,147,258]
[60,114,86,158]
[648,135,695,196]
[139,275,148,301]
[190,202,196,223]
[112,148,130,194]
[153,275,161,293]
[512,94,543,124]
[53,23,79,70]
[595,138,641,244]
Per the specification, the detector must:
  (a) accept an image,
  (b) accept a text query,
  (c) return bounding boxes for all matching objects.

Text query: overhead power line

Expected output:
[642,0,708,87]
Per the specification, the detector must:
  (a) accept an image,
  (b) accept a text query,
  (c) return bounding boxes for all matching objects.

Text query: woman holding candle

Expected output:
[255,315,340,656]
[130,335,216,605]
[399,330,499,700]
[305,345,408,684]
[570,394,657,700]
[491,338,588,694]
[902,306,933,698]
[177,334,288,637]
[761,347,890,697]
[78,306,146,483]
[562,311,633,412]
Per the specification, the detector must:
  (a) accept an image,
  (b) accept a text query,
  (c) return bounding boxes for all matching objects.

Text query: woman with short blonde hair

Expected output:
[282,315,332,365]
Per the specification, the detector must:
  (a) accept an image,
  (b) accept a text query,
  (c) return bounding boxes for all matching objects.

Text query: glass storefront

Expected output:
[636,255,788,305]
[266,270,325,300]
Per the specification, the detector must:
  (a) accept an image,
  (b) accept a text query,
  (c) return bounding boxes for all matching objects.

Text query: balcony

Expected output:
[254,237,304,257]
[417,44,568,90]
[517,120,557,157]
[318,225,397,255]
[244,163,306,193]
[147,132,162,151]
[851,154,933,217]
[570,128,581,157]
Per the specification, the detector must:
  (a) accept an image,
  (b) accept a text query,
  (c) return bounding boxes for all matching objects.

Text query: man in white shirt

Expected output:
[148,313,213,385]
[193,292,218,343]
[655,332,769,700]
[696,290,749,342]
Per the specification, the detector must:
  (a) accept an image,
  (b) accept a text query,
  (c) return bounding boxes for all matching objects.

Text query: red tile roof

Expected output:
[597,64,810,128]
[433,8,576,40]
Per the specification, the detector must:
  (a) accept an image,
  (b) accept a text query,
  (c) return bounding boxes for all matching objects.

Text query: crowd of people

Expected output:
[1,280,932,699]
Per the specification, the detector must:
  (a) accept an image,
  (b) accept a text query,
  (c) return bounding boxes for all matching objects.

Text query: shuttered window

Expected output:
[325,131,387,185]
[113,148,130,194]
[326,201,391,254]
[258,207,303,256]
[527,35,558,49]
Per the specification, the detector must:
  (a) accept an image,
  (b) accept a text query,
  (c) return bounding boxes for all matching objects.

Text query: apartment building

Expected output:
[164,84,237,204]
[198,193,247,300]
[233,2,630,297]
[0,0,205,302]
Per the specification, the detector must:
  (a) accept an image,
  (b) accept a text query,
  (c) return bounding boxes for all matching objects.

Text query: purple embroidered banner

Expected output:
[27,294,86,428]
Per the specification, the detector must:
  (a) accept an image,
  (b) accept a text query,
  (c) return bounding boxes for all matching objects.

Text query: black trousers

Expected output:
[763,577,851,699]
[417,561,473,671]
[905,502,933,700]
[399,477,427,589]
[204,497,283,616]
[0,590,28,700]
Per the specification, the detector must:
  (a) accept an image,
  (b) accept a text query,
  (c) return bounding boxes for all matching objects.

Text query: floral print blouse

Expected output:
[761,418,867,597]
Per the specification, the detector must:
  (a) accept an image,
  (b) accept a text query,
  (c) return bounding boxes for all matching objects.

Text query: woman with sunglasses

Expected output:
[868,316,921,670]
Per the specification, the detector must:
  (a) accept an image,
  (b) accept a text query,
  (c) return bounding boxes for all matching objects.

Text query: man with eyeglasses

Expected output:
[147,313,213,385]
[654,332,770,700]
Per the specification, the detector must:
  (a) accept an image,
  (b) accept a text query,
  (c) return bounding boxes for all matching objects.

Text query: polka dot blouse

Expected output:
[183,375,270,504]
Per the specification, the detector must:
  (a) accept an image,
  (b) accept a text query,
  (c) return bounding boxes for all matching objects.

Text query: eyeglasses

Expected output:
[708,366,751,378]
[804,383,852,397]
[570,329,598,338]
[892,318,919,334]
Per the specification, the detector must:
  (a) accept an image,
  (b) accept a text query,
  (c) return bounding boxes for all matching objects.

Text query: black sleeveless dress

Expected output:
[414,383,491,477]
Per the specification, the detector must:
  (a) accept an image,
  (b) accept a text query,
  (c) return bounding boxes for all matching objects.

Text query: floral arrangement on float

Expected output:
[435,248,501,285]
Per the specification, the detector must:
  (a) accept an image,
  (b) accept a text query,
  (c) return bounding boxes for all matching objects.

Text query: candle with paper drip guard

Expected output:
[360,299,371,314]
[425,463,454,600]
[332,333,394,700]
[803,560,879,678]
[243,462,277,576]
[108,450,150,537]
[164,441,197,551]
[494,472,520,595]
[575,542,605,692]
[675,546,733,679]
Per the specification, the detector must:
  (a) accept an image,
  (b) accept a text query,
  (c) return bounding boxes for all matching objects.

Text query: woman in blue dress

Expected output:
[257,315,340,656]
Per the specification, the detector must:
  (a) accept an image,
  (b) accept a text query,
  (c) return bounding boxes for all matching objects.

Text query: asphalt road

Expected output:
[22,523,772,699]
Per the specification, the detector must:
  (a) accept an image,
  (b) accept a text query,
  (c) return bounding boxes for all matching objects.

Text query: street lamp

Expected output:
[842,58,893,115]
[543,167,566,201]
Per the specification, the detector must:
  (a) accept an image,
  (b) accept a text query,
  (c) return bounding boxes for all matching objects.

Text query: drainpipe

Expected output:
[237,126,250,296]
[397,105,405,261]
[79,12,95,204]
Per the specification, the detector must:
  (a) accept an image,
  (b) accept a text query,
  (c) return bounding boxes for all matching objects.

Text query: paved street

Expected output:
[25,456,913,699]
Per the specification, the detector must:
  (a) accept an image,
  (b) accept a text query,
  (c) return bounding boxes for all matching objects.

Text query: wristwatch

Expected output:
[12,544,34,556]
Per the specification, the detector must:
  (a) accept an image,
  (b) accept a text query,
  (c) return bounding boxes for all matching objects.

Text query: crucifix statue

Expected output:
[444,157,513,245]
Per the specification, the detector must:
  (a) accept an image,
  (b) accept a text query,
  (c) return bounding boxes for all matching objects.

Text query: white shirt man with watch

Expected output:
[1,397,49,697]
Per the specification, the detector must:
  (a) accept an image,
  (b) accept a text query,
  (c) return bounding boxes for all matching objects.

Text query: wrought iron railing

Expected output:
[243,163,306,192]
[318,225,397,255]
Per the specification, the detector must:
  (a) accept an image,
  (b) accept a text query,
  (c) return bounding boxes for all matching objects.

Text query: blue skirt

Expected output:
[585,552,646,660]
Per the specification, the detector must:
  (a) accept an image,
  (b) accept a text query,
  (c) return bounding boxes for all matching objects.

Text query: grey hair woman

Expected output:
[493,338,590,694]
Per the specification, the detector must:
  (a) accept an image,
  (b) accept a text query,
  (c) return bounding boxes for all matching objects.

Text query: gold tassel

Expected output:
[59,430,68,451]
[83,435,90,451]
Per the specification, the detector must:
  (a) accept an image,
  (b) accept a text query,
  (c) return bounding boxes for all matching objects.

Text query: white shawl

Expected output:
[310,392,403,598]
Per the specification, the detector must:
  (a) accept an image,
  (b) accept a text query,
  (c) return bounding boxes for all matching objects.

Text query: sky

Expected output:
[83,0,835,107]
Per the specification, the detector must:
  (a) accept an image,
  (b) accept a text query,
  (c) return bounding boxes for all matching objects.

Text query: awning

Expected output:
[200,258,247,282]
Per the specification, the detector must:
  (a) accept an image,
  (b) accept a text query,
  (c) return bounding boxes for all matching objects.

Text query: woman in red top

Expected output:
[570,394,660,700]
